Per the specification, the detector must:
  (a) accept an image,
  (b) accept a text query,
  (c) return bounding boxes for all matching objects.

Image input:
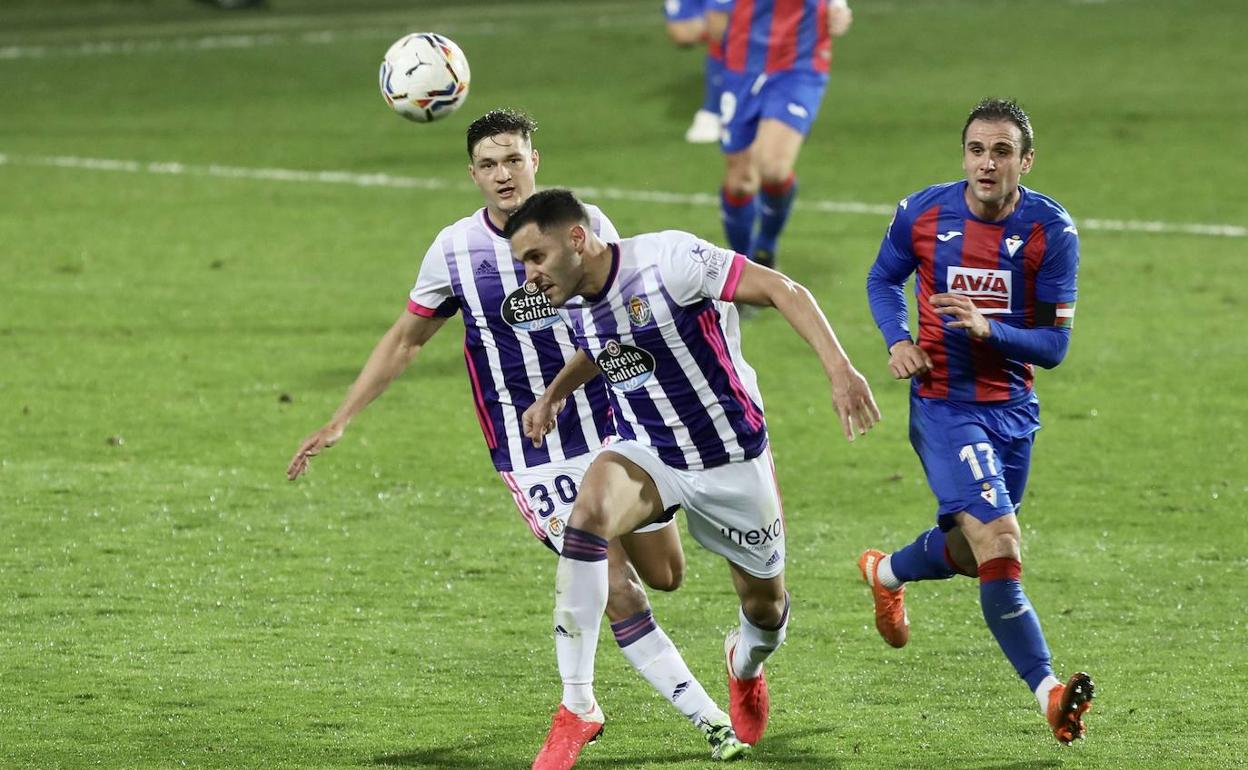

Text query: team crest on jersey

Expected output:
[627,296,652,327]
[1004,234,1025,257]
[596,339,656,392]
[501,281,561,331]
[548,517,565,537]
[946,266,1013,315]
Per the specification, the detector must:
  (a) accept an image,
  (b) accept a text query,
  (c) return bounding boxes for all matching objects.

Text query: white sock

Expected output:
[554,554,608,715]
[732,599,789,680]
[614,613,722,726]
[877,553,903,591]
[1034,674,1062,712]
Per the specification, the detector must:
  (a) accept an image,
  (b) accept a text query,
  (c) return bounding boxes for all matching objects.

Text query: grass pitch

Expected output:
[2,1,1246,768]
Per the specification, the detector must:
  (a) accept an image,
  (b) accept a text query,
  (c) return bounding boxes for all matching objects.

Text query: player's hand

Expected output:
[522,396,565,448]
[286,424,344,481]
[930,292,991,339]
[829,365,881,441]
[828,1,853,36]
[888,339,933,379]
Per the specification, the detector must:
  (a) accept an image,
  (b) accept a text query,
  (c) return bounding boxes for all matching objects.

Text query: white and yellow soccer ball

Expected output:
[379,33,470,123]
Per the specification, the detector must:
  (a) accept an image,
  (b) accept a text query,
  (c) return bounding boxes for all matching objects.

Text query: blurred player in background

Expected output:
[860,98,1094,745]
[709,0,853,269]
[663,0,725,143]
[287,110,745,762]
[508,188,879,768]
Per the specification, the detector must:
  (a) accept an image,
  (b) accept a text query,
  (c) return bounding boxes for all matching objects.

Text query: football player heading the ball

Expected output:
[860,97,1093,745]
[510,188,880,769]
[286,109,749,764]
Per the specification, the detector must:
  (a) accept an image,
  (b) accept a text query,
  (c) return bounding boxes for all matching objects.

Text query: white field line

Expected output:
[1,152,1243,239]
[0,11,654,61]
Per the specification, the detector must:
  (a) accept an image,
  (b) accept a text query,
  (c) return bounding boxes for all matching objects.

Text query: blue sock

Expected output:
[752,174,797,257]
[701,53,724,114]
[890,526,956,583]
[720,187,756,254]
[979,558,1054,691]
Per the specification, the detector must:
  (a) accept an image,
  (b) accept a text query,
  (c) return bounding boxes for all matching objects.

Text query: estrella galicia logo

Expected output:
[627,295,652,327]
[501,281,560,331]
[595,339,656,392]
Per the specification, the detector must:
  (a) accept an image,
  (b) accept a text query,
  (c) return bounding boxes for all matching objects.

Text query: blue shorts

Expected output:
[718,68,829,154]
[663,0,706,22]
[908,394,1041,531]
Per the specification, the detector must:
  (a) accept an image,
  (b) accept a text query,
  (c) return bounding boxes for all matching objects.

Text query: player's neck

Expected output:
[965,186,1021,223]
[484,205,509,234]
[578,239,614,298]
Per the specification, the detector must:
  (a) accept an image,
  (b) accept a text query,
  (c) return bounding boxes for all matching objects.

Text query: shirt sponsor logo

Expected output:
[945,266,1012,315]
[501,281,561,331]
[627,295,652,327]
[596,339,656,392]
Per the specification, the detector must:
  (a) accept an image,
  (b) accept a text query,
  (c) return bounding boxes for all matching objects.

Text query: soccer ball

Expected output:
[379,33,471,123]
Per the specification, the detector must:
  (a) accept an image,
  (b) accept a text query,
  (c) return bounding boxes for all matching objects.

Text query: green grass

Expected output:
[2,0,1246,767]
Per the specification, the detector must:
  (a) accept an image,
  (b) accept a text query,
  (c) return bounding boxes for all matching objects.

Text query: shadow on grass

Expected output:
[371,725,848,768]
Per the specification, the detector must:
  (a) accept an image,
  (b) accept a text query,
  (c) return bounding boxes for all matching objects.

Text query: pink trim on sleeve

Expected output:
[407,299,438,317]
[719,253,748,301]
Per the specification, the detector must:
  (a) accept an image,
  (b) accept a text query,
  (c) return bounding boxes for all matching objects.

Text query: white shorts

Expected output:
[500,446,673,555]
[604,440,786,578]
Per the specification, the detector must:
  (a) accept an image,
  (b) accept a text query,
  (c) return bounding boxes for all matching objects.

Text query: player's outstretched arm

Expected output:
[732,262,881,441]
[522,349,601,448]
[286,311,447,481]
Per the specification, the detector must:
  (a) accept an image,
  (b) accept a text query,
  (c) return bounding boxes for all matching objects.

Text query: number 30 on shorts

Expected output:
[528,475,578,518]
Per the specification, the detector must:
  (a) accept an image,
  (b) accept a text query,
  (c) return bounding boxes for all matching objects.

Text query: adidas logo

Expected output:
[764,550,781,568]
[474,260,499,277]
[554,624,573,639]
[672,681,690,701]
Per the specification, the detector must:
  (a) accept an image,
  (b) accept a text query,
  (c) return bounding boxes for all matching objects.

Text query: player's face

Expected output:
[510,221,586,308]
[962,119,1034,216]
[468,132,540,217]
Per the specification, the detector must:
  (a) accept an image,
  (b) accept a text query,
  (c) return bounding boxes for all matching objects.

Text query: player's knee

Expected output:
[567,498,612,537]
[973,530,1021,564]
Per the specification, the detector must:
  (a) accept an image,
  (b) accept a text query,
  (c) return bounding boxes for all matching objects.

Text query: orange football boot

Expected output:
[532,703,604,770]
[723,628,770,745]
[1047,672,1095,745]
[858,549,910,648]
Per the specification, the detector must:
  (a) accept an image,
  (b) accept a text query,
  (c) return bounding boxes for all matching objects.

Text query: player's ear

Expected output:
[570,223,587,252]
[531,148,540,173]
[1021,149,1035,175]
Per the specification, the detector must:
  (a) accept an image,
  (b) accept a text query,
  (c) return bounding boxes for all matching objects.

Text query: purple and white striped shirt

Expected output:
[407,205,618,472]
[557,230,767,470]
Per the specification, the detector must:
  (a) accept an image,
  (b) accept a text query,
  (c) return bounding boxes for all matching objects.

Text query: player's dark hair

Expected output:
[962,98,1034,156]
[466,109,537,160]
[502,188,588,239]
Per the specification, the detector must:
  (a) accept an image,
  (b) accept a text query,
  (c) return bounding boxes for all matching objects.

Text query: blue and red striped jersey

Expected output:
[715,0,832,74]
[867,181,1080,403]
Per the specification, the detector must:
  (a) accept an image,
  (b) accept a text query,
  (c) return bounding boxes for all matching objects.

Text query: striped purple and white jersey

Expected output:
[407,205,618,472]
[557,230,767,471]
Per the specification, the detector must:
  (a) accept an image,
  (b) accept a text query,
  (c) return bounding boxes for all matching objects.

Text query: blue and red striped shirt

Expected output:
[714,0,832,74]
[867,181,1080,403]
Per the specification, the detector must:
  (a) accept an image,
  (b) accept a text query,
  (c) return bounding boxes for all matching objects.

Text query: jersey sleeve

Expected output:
[1036,217,1080,308]
[656,231,745,306]
[407,237,461,318]
[866,199,919,349]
